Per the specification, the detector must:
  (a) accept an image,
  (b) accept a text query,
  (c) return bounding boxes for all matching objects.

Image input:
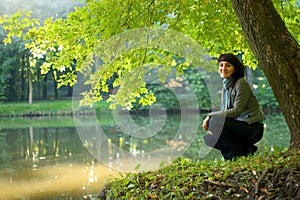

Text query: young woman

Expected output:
[202,53,266,160]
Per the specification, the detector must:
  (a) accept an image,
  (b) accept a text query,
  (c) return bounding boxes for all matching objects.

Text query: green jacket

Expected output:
[208,78,266,124]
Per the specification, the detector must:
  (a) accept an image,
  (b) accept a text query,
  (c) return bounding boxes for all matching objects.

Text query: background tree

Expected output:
[0,29,30,101]
[0,0,83,102]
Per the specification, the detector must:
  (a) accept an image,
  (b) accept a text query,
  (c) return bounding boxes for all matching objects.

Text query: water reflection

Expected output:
[0,163,118,199]
[75,112,199,172]
[0,113,290,199]
[0,125,119,199]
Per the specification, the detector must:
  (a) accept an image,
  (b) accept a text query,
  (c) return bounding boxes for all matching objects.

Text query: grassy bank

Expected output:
[99,150,300,199]
[0,99,109,117]
[0,117,76,128]
[0,100,113,128]
[0,100,73,116]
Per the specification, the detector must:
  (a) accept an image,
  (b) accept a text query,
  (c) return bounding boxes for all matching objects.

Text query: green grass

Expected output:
[99,150,300,199]
[0,117,75,128]
[0,100,114,128]
[0,99,110,115]
[0,99,73,115]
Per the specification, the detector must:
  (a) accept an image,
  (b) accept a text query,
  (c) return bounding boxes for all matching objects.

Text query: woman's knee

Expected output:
[207,116,226,138]
[204,134,217,148]
[250,125,264,144]
[208,116,225,126]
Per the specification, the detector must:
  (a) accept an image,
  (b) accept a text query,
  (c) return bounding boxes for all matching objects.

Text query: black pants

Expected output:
[204,117,264,160]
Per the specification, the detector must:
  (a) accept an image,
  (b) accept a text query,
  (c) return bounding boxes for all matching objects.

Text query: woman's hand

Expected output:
[202,116,210,131]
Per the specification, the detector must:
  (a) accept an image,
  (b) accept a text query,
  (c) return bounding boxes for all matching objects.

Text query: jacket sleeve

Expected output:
[208,79,251,118]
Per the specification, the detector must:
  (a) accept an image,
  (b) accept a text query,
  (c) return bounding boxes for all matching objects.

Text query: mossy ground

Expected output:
[99,150,300,199]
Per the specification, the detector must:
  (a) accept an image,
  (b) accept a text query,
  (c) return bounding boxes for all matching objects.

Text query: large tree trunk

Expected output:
[231,0,300,150]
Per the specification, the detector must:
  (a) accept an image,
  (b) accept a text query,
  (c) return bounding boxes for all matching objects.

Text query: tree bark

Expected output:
[231,0,300,150]
[51,69,58,99]
[43,75,48,100]
[25,54,33,105]
[20,54,26,101]
[28,70,33,105]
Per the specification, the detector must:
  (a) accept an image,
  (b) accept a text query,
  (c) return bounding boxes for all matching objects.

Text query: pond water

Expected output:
[0,113,289,199]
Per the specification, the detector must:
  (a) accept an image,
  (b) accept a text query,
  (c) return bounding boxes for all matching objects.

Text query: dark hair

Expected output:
[218,53,245,80]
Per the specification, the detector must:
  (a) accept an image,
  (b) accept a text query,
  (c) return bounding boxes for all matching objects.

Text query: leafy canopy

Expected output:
[0,0,299,108]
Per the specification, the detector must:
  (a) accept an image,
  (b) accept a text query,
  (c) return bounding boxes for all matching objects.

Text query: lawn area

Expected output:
[0,99,109,116]
[0,99,73,115]
[0,99,113,128]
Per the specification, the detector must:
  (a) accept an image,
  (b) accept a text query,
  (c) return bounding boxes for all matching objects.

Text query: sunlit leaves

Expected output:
[57,72,77,88]
[1,0,299,108]
[40,62,52,74]
[273,0,300,41]
[0,10,40,44]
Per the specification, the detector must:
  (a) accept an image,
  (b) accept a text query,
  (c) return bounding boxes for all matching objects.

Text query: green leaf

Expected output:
[134,164,141,171]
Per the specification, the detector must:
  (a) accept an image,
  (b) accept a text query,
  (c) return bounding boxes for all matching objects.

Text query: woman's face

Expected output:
[219,61,235,79]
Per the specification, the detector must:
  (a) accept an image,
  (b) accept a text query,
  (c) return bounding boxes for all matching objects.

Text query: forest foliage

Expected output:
[0,0,299,109]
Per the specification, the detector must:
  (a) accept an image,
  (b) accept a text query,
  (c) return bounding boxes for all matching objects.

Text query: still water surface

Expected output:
[0,125,119,199]
[0,113,289,199]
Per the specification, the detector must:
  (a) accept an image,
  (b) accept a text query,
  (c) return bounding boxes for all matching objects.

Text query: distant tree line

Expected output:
[0,0,84,102]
